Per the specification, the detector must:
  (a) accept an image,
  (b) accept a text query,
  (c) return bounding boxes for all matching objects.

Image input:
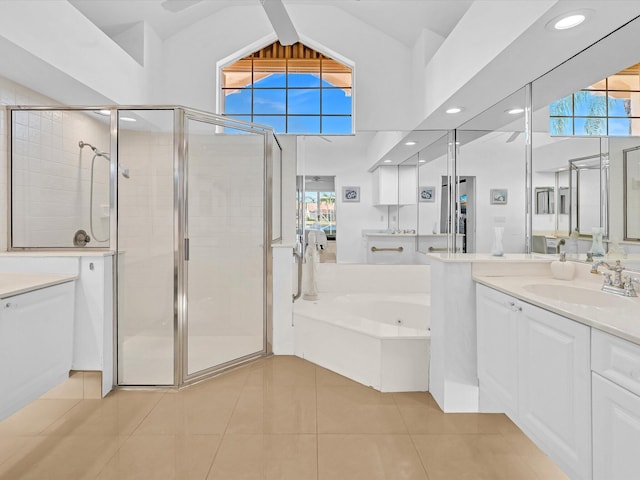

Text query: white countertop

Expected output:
[0,250,115,257]
[427,253,553,263]
[473,267,640,345]
[0,272,78,299]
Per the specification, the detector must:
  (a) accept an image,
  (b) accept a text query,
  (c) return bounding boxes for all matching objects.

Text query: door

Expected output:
[518,302,591,480]
[476,285,518,416]
[592,373,640,480]
[183,116,268,380]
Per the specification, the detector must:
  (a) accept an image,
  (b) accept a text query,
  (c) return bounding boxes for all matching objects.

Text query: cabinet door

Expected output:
[593,372,640,480]
[476,285,518,415]
[518,303,591,480]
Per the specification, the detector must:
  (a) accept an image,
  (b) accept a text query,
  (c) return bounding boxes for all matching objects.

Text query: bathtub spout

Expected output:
[302,231,319,301]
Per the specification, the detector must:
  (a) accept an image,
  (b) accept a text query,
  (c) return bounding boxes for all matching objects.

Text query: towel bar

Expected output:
[371,246,403,252]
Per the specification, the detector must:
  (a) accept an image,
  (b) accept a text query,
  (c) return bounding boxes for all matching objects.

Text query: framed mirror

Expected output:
[535,187,555,214]
[624,146,640,241]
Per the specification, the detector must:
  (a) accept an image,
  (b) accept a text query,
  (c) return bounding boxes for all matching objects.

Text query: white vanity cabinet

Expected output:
[0,280,75,420]
[476,284,591,480]
[592,330,640,480]
[517,300,591,480]
[476,284,518,416]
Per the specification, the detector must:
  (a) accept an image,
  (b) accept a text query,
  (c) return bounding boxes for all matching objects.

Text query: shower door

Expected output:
[183,115,268,381]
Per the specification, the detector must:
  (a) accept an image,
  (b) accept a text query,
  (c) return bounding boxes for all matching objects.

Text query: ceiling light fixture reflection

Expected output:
[446,107,463,114]
[120,117,137,122]
[418,159,426,163]
[507,108,525,115]
[383,159,392,163]
[405,141,417,146]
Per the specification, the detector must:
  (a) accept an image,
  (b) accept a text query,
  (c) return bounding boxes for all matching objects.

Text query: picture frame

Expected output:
[490,188,508,205]
[342,186,360,202]
[418,186,436,202]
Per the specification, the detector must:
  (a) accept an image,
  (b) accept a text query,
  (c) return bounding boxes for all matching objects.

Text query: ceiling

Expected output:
[68,0,472,45]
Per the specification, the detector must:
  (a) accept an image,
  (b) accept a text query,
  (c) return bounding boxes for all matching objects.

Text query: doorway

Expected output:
[440,175,476,253]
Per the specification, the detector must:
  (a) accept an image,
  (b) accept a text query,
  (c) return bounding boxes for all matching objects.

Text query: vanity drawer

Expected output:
[592,329,640,396]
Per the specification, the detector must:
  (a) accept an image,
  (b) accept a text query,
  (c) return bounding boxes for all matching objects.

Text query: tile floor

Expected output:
[0,356,568,480]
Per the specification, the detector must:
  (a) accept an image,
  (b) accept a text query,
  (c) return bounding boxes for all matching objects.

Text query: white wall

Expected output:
[298,135,388,263]
[458,135,527,253]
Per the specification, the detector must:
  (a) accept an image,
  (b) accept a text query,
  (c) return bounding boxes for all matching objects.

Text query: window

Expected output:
[221,42,352,134]
[550,63,640,136]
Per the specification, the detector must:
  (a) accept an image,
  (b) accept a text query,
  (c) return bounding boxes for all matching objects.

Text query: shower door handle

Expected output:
[184,238,190,261]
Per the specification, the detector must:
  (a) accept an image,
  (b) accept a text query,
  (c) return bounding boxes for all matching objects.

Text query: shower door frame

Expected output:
[176,109,275,387]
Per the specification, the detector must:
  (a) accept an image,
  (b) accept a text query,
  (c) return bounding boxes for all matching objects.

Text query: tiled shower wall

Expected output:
[1,75,110,249]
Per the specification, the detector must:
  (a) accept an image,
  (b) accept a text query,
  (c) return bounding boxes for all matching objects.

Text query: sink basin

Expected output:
[522,283,635,308]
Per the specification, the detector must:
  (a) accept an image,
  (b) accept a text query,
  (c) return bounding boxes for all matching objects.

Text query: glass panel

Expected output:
[288,89,320,114]
[117,109,175,385]
[253,115,286,133]
[608,117,632,136]
[322,88,352,114]
[549,117,573,136]
[288,59,321,87]
[223,88,252,115]
[575,117,606,136]
[253,59,286,88]
[11,109,111,248]
[322,59,352,88]
[272,137,282,241]
[254,89,286,114]
[549,95,573,116]
[321,115,352,134]
[186,119,265,375]
[608,91,640,117]
[413,132,449,253]
[574,91,606,116]
[288,115,320,133]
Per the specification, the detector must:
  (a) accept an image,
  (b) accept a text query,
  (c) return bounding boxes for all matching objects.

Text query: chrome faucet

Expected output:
[591,260,638,297]
[556,238,566,254]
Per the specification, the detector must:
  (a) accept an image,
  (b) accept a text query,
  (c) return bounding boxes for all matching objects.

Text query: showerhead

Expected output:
[79,140,98,153]
[79,139,130,179]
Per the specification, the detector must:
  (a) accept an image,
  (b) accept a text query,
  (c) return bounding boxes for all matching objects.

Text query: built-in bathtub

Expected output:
[293,264,430,392]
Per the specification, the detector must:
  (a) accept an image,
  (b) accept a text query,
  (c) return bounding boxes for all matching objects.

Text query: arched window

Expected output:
[221,42,352,134]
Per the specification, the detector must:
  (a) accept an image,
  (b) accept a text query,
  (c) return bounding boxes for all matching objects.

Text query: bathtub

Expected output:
[293,292,430,392]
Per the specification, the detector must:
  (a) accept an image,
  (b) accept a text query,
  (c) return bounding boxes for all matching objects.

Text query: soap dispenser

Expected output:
[550,252,575,281]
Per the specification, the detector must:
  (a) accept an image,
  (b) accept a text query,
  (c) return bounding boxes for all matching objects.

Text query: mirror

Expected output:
[570,155,604,236]
[303,175,336,263]
[624,146,640,241]
[535,187,554,214]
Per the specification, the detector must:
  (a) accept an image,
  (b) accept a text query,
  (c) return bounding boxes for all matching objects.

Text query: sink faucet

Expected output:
[556,238,566,254]
[591,260,637,297]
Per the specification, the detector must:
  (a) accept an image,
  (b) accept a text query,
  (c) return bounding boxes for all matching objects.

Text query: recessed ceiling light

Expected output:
[383,159,392,163]
[120,117,137,122]
[546,10,591,31]
[418,159,426,163]
[554,14,585,30]
[404,141,417,146]
[446,107,463,114]
[507,108,525,115]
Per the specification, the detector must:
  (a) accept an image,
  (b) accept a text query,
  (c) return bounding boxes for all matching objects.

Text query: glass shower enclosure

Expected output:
[9,106,278,387]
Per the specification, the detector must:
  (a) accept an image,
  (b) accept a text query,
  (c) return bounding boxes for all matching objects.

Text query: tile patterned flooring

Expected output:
[0,356,568,479]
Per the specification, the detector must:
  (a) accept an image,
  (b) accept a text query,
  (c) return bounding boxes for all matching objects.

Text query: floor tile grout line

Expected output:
[126,390,167,437]
[392,393,432,480]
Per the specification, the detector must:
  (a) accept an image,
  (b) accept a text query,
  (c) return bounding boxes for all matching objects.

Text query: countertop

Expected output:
[0,250,115,257]
[473,266,640,345]
[0,272,77,299]
[427,253,553,263]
